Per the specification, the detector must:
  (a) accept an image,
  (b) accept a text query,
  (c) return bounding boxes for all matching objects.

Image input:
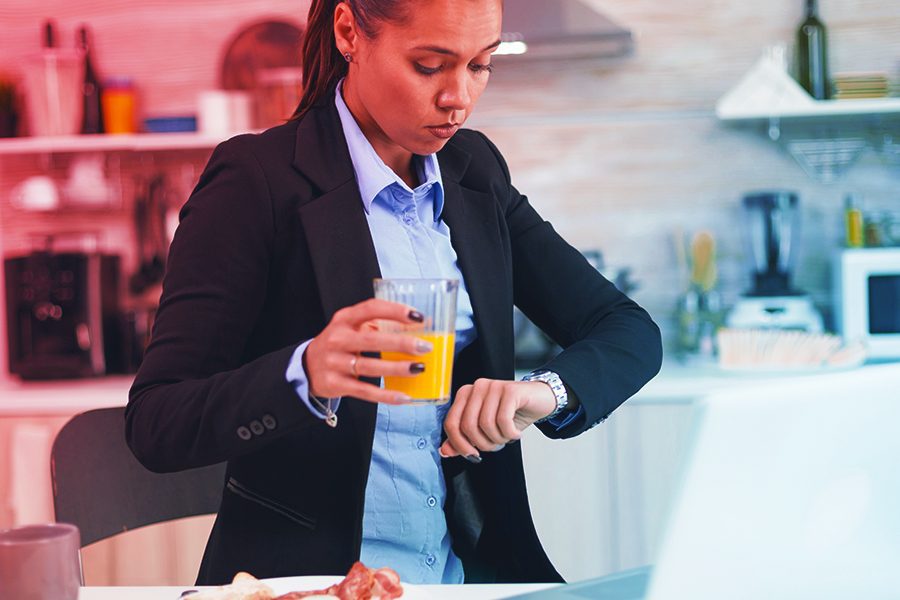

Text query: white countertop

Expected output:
[0,375,133,417]
[1,361,897,417]
[77,582,556,600]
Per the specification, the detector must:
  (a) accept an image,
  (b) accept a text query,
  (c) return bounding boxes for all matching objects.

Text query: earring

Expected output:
[343,52,353,63]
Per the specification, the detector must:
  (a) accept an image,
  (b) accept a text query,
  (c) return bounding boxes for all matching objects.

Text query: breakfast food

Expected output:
[182,562,403,600]
[276,562,403,599]
[180,572,276,600]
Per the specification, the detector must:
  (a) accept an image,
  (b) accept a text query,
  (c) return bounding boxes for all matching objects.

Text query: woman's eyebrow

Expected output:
[412,39,502,57]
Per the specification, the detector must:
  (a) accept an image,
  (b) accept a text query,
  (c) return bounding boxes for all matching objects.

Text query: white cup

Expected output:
[0,523,81,599]
[11,175,60,211]
[197,90,253,135]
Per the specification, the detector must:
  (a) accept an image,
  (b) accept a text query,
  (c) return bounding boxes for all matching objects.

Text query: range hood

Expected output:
[497,0,634,60]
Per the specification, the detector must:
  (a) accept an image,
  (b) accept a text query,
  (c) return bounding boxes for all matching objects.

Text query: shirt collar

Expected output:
[334,79,444,220]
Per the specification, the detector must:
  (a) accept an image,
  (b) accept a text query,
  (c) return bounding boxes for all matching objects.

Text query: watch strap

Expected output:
[522,369,569,424]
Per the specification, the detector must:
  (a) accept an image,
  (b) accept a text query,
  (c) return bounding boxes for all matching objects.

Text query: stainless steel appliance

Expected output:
[726,191,824,332]
[4,250,125,379]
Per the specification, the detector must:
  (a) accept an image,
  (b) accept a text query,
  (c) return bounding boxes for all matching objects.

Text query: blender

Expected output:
[726,191,824,332]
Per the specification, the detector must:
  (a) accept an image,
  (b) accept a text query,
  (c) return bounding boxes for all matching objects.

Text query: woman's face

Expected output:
[337,0,502,167]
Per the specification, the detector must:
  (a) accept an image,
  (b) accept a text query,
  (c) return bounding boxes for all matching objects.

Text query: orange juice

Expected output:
[382,332,455,404]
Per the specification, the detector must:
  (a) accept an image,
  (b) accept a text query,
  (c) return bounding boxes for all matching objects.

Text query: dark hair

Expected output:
[293,0,410,119]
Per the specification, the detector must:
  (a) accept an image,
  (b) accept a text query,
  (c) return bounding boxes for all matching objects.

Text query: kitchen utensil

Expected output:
[129,174,168,295]
[690,231,717,292]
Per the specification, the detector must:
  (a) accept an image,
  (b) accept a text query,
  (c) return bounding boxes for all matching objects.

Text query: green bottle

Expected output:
[796,0,831,100]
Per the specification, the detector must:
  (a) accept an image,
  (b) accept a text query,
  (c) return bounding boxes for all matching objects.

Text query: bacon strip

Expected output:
[273,562,403,600]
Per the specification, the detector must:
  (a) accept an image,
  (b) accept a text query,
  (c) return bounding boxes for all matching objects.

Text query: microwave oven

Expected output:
[833,248,900,360]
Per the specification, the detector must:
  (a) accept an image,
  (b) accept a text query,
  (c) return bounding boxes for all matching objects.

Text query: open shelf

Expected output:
[715,50,900,122]
[717,97,900,121]
[0,131,253,155]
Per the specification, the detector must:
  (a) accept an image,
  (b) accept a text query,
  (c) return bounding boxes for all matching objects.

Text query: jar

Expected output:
[101,77,137,134]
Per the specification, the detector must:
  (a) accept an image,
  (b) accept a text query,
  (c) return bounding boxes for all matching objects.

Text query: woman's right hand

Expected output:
[304,298,433,404]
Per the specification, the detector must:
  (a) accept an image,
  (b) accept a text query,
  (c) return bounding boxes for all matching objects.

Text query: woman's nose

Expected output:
[437,74,472,112]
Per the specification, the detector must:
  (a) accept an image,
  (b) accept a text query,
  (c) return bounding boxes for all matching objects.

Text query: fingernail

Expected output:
[408,310,424,323]
[415,339,434,353]
[492,444,505,452]
[464,455,482,464]
[438,447,450,458]
[410,362,426,374]
[395,393,412,403]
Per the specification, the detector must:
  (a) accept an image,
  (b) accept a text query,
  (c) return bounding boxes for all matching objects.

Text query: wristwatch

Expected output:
[522,369,569,424]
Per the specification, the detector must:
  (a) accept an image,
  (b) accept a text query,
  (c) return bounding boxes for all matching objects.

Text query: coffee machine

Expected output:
[4,249,125,379]
[726,191,824,332]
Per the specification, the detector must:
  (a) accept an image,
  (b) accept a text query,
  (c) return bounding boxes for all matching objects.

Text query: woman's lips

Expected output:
[427,124,459,139]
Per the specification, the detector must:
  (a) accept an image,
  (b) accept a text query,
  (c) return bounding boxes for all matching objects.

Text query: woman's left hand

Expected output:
[439,379,558,460]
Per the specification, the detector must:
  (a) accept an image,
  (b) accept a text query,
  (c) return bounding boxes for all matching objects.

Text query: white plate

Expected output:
[261,575,429,599]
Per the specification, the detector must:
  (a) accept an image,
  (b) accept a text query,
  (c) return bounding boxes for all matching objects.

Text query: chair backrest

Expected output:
[51,407,226,547]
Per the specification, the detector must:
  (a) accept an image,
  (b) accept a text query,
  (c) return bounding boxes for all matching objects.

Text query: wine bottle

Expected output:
[796,0,831,100]
[78,25,104,134]
[43,20,56,48]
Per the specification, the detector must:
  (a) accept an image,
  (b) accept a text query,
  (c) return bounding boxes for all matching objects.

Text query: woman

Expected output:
[126,0,662,586]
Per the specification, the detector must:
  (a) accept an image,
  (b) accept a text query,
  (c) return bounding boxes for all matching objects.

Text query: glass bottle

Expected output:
[78,26,104,134]
[796,0,831,100]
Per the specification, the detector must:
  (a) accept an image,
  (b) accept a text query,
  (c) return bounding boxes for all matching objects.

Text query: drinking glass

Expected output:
[374,278,458,405]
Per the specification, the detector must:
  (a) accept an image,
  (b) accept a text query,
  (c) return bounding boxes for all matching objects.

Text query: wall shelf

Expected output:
[0,132,252,156]
[717,97,900,122]
[715,50,900,182]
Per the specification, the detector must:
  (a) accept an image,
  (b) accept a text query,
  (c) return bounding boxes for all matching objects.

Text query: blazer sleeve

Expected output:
[474,132,663,439]
[125,137,317,473]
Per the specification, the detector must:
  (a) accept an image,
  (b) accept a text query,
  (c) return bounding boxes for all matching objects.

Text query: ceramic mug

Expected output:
[0,523,81,600]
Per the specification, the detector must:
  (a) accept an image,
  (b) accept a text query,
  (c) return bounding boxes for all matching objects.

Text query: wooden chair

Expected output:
[50,406,226,547]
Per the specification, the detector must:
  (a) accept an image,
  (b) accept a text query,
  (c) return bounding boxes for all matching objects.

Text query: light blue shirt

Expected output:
[285,81,476,584]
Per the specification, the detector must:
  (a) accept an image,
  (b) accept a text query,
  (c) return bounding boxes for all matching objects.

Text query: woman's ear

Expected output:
[333,1,360,57]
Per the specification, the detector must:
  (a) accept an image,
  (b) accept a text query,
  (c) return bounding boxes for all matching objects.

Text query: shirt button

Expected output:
[416,438,427,450]
[426,495,437,508]
[249,420,265,436]
[425,554,436,567]
[236,426,252,441]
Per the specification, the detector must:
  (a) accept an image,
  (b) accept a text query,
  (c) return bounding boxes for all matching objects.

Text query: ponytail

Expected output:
[293,0,347,119]
[292,0,410,120]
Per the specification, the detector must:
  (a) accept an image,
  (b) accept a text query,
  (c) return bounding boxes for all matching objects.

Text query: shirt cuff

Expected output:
[546,404,584,431]
[285,340,342,420]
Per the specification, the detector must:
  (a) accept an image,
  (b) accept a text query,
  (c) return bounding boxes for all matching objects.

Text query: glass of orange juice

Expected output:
[374,278,458,405]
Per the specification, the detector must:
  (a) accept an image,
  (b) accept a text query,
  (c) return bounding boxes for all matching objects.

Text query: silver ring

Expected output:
[350,355,359,378]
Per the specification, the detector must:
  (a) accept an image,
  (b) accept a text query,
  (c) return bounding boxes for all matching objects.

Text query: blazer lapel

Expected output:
[292,97,513,385]
[439,149,513,380]
[292,99,382,321]
[291,98,381,452]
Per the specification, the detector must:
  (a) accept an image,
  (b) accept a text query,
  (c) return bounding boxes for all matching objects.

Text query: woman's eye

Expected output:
[414,63,443,76]
[469,62,494,74]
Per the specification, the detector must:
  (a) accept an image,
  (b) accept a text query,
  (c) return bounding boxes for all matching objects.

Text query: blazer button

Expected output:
[250,420,265,436]
[262,414,277,430]
[237,426,252,441]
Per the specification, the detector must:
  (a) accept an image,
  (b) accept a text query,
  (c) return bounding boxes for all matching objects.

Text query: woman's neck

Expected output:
[341,81,418,188]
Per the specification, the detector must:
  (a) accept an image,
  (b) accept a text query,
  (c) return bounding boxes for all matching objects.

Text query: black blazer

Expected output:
[125,91,662,585]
